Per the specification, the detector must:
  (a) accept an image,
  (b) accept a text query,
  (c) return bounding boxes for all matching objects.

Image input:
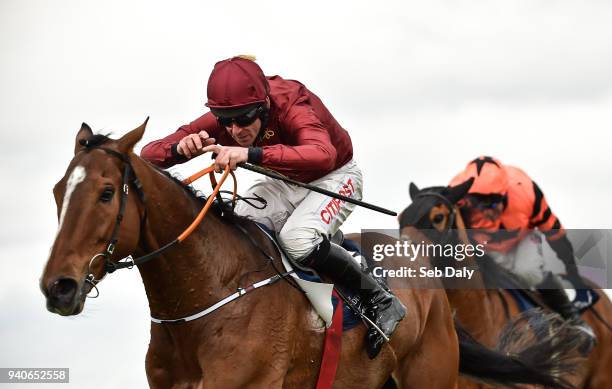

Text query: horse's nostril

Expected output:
[48,278,78,302]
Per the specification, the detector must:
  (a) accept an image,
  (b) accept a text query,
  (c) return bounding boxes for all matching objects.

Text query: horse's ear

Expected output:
[409,182,420,200]
[75,122,93,154]
[118,117,148,153]
[446,178,474,204]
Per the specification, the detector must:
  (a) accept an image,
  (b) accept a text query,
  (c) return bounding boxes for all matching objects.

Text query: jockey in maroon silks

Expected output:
[141,56,406,358]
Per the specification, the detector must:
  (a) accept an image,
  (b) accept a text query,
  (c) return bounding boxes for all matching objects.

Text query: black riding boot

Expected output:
[304,239,407,359]
[538,288,578,320]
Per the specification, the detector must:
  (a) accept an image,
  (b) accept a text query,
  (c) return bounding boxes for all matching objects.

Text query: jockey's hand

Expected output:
[177,131,216,159]
[201,144,248,172]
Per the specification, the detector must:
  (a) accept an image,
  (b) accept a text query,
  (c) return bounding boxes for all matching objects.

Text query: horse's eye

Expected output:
[432,214,445,224]
[100,187,115,203]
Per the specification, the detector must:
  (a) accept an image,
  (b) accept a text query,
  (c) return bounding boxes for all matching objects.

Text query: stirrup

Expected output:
[364,295,406,359]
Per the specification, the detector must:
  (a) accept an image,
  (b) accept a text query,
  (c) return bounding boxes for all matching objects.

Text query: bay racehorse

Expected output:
[398,181,612,388]
[41,120,581,388]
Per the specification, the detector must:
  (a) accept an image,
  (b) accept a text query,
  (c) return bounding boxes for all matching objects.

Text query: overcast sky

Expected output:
[1,0,611,387]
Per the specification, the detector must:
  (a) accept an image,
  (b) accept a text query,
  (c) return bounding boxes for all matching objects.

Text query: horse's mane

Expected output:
[147,157,255,226]
[154,166,208,204]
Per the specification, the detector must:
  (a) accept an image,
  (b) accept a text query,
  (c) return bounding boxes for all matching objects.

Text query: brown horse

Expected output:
[399,182,612,388]
[41,120,580,388]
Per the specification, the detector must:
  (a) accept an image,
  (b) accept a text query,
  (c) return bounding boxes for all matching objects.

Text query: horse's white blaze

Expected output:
[57,165,86,233]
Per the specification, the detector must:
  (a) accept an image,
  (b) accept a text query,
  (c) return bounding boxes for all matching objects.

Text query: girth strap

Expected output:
[150,272,292,324]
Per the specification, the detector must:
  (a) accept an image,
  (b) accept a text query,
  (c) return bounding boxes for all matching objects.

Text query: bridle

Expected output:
[410,191,458,245]
[80,145,146,294]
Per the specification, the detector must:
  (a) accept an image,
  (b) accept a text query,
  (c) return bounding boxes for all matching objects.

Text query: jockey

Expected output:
[449,156,594,339]
[140,56,405,358]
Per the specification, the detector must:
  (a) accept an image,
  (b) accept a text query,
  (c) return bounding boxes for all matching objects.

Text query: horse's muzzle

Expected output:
[44,277,84,316]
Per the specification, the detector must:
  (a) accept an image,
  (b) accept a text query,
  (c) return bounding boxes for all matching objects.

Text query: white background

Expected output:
[1,0,611,387]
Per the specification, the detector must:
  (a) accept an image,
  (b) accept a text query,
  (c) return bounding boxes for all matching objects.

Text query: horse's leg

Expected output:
[147,323,214,389]
[146,325,187,389]
[146,347,174,389]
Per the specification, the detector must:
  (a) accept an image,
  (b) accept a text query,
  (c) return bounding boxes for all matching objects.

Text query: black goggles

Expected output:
[216,105,262,128]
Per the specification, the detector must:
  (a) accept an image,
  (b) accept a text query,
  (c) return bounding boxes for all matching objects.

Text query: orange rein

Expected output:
[177,164,237,243]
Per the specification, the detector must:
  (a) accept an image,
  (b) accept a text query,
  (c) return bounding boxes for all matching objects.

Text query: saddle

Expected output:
[254,224,389,331]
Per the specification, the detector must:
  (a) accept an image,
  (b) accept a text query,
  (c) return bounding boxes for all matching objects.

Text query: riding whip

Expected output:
[239,162,397,216]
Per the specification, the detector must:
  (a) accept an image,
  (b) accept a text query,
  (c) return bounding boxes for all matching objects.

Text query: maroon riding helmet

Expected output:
[206,56,269,118]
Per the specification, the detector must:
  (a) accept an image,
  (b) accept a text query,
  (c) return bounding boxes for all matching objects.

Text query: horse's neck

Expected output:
[405,221,500,342]
[132,158,253,319]
[446,288,499,346]
[442,227,499,344]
